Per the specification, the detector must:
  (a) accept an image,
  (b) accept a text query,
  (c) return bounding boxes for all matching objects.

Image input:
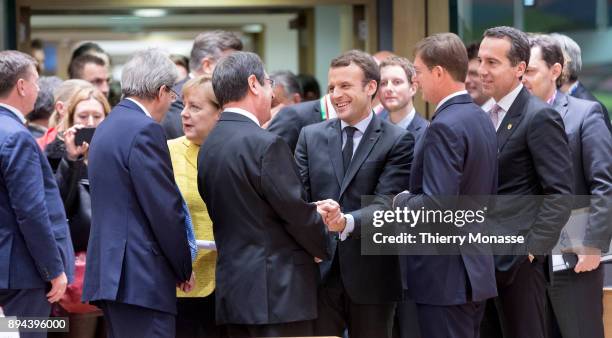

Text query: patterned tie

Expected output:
[489,104,502,129]
[342,126,357,173]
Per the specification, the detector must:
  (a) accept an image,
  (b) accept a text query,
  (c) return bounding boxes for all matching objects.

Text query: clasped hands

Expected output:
[177,272,196,293]
[315,199,346,233]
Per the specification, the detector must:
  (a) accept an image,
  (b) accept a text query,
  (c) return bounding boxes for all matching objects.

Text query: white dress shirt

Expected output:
[436,90,469,111]
[491,83,523,131]
[338,112,374,240]
[126,98,153,119]
[225,107,260,127]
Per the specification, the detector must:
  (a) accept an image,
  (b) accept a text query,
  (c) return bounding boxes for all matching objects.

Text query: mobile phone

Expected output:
[74,127,96,146]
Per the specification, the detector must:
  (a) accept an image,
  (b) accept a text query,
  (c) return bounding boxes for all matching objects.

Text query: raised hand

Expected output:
[63,124,90,161]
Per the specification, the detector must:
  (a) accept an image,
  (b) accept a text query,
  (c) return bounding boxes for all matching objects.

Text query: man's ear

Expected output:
[16,79,26,97]
[551,63,563,83]
[365,80,377,97]
[247,75,259,95]
[515,61,527,78]
[201,57,215,75]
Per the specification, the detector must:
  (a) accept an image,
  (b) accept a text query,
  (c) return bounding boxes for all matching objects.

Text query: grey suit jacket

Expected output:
[553,92,612,251]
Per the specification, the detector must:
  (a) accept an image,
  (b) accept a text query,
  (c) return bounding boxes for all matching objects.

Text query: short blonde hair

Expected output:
[48,79,94,129]
[63,87,111,130]
[182,75,220,110]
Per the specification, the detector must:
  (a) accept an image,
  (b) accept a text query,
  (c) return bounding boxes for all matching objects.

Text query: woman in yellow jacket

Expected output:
[167,75,222,338]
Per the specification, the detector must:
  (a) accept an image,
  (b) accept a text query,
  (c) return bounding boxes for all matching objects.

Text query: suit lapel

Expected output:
[552,92,570,120]
[497,88,529,153]
[327,119,344,187]
[339,115,382,197]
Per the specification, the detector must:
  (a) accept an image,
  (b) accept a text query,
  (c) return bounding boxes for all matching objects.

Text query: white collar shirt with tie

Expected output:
[340,112,374,158]
[490,83,523,131]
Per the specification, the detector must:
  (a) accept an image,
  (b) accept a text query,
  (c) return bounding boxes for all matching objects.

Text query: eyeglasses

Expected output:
[164,86,179,102]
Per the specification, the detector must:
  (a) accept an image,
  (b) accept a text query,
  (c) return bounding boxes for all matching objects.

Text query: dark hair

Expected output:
[68,54,106,79]
[190,30,243,72]
[270,70,301,96]
[330,50,380,98]
[483,26,530,66]
[212,51,265,107]
[0,51,37,98]
[415,33,468,82]
[28,76,63,122]
[71,42,105,61]
[297,74,320,99]
[31,39,44,50]
[466,41,480,61]
[529,35,565,87]
[170,54,189,70]
[379,56,416,84]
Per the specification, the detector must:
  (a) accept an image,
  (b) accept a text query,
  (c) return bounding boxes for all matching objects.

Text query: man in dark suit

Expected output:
[198,51,332,338]
[83,49,193,338]
[295,50,414,338]
[522,34,612,338]
[0,51,73,338]
[478,26,573,338]
[376,55,426,338]
[267,98,325,152]
[161,30,243,139]
[393,33,498,338]
[378,56,429,145]
[550,33,612,133]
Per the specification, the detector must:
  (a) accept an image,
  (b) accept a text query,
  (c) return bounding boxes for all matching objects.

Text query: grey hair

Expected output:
[189,30,243,73]
[270,70,301,97]
[121,49,178,100]
[212,51,265,107]
[29,76,63,122]
[550,33,582,81]
[0,50,37,98]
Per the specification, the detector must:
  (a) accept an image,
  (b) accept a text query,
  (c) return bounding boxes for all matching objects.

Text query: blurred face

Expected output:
[478,37,525,101]
[82,63,110,97]
[413,54,439,105]
[466,59,489,105]
[379,65,416,113]
[22,66,40,115]
[327,63,376,125]
[523,47,558,102]
[252,73,274,126]
[271,84,288,108]
[73,98,105,127]
[181,85,221,145]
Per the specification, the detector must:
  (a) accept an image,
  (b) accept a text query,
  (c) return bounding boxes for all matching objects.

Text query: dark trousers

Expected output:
[226,320,313,338]
[548,265,604,338]
[98,300,175,338]
[417,301,485,338]
[313,256,396,338]
[392,292,422,338]
[176,294,225,338]
[0,288,50,338]
[482,256,548,338]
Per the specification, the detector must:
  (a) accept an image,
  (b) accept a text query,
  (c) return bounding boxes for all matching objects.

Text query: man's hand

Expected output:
[63,124,89,161]
[177,273,196,293]
[315,199,341,225]
[47,272,67,303]
[327,213,347,232]
[573,247,602,273]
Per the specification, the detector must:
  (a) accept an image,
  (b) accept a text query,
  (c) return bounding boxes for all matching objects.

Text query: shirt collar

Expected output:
[340,111,374,134]
[546,89,558,105]
[436,90,469,111]
[568,81,579,95]
[396,107,416,130]
[225,107,260,126]
[0,103,27,124]
[481,97,496,112]
[494,83,523,113]
[126,98,152,119]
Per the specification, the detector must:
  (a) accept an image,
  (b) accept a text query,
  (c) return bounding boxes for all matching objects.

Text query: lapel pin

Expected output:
[507,123,512,130]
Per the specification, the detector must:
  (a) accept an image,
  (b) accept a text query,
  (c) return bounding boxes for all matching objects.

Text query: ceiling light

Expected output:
[133,9,167,18]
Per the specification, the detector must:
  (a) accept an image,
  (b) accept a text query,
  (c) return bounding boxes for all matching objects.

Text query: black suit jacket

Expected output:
[267,99,324,152]
[160,77,188,140]
[571,81,612,133]
[553,92,612,252]
[198,112,329,325]
[295,113,414,304]
[394,94,498,305]
[493,87,573,271]
[379,109,429,145]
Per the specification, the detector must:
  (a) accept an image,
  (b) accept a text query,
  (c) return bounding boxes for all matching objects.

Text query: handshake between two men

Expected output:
[313,199,345,263]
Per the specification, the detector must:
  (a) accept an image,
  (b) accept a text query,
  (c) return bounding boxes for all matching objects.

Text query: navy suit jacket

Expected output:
[394,94,498,305]
[295,113,414,304]
[379,108,429,145]
[0,106,74,289]
[267,99,324,152]
[553,92,612,251]
[83,99,192,314]
[198,112,328,324]
[571,82,612,133]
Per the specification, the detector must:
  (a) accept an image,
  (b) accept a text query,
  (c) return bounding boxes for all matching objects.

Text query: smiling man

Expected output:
[295,49,414,338]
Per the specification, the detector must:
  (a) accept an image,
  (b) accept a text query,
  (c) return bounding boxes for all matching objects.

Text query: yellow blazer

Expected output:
[168,136,216,298]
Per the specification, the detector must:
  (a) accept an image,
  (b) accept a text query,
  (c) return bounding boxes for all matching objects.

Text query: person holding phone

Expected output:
[45,87,110,338]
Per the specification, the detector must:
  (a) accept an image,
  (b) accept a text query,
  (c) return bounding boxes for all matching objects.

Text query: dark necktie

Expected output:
[342,126,357,173]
